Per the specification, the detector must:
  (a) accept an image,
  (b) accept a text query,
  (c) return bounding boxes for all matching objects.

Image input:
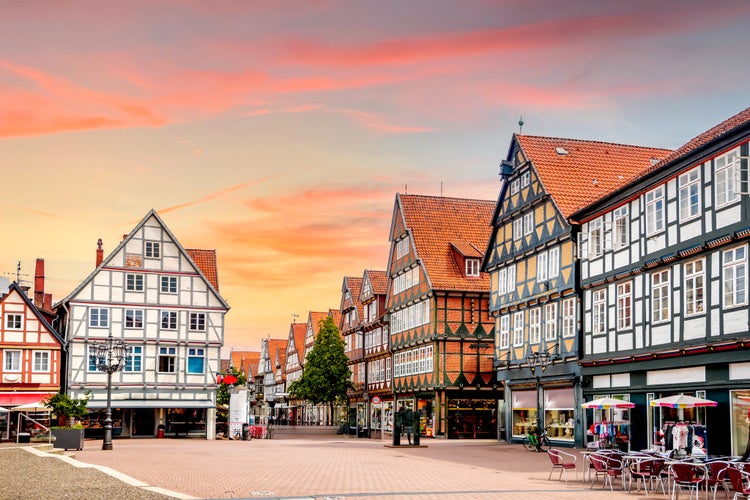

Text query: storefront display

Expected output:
[448,399,496,439]
[511,390,537,438]
[543,388,575,442]
[730,390,750,456]
[382,401,393,433]
[417,398,434,437]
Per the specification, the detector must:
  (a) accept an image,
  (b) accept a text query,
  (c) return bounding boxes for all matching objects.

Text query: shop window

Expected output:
[544,387,575,442]
[511,390,538,438]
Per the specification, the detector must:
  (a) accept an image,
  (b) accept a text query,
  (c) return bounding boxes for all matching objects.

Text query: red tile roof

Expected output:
[398,194,495,292]
[647,106,750,174]
[186,249,219,290]
[516,135,673,219]
[290,323,306,356]
[366,270,388,295]
[340,276,363,331]
[266,339,288,362]
[230,350,260,378]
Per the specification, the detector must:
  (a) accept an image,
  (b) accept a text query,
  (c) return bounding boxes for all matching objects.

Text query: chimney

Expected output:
[96,238,104,267]
[43,293,52,311]
[34,258,45,308]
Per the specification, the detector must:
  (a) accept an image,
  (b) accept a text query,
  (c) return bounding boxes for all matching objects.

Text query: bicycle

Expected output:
[522,426,551,452]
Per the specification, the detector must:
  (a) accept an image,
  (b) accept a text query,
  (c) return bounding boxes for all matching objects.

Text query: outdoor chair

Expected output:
[725,466,750,500]
[547,449,578,482]
[705,460,732,500]
[628,457,666,496]
[670,462,707,500]
[590,454,624,491]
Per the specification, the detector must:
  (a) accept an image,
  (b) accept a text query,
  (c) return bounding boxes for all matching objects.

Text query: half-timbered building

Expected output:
[572,107,750,455]
[361,269,391,438]
[387,194,498,439]
[55,210,229,439]
[284,321,307,425]
[483,135,671,446]
[339,276,366,435]
[258,337,287,424]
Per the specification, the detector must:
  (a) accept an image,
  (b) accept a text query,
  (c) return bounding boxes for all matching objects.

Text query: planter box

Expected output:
[52,428,84,450]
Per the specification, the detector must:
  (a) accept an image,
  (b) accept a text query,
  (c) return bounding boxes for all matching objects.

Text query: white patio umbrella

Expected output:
[649,394,718,409]
[11,401,50,411]
[582,397,636,409]
[0,407,9,412]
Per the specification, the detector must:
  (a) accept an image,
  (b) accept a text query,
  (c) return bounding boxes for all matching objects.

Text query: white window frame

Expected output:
[3,350,21,372]
[613,206,629,250]
[126,273,144,292]
[529,308,541,344]
[562,298,575,338]
[512,311,524,347]
[589,218,603,257]
[497,268,507,295]
[521,171,530,188]
[187,347,205,374]
[145,241,161,259]
[537,251,548,282]
[158,346,177,373]
[548,247,560,279]
[684,258,705,316]
[544,302,557,341]
[466,259,480,277]
[124,309,144,329]
[5,313,22,330]
[89,308,109,328]
[715,148,739,207]
[161,276,178,294]
[510,179,520,195]
[723,245,747,308]
[32,351,50,372]
[161,311,178,330]
[507,265,516,294]
[617,281,632,330]
[499,315,510,349]
[125,346,142,372]
[523,212,534,236]
[645,186,665,236]
[592,289,606,335]
[651,270,670,323]
[189,312,207,332]
[513,219,523,241]
[679,167,701,221]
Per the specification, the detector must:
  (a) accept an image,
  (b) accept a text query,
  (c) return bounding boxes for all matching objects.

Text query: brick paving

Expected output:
[61,434,655,500]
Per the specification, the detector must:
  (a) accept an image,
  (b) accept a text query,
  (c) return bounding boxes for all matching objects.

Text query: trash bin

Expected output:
[157,424,165,439]
[17,433,30,443]
[242,423,249,441]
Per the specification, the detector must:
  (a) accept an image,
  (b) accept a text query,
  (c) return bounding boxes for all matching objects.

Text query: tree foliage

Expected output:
[216,366,248,406]
[43,391,89,427]
[288,316,352,412]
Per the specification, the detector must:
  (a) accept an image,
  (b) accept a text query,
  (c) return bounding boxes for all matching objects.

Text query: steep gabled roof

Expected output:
[230,350,260,378]
[339,276,363,331]
[366,270,388,295]
[185,249,219,291]
[290,322,306,357]
[397,194,495,292]
[266,339,287,361]
[515,135,673,219]
[1,282,64,346]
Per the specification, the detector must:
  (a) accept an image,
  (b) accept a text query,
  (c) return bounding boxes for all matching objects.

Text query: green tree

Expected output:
[43,391,89,427]
[216,367,248,406]
[288,316,352,424]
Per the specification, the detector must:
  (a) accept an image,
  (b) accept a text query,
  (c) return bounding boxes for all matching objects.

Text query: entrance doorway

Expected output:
[132,408,155,436]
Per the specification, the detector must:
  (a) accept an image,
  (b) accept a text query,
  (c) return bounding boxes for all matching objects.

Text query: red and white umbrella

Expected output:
[650,394,717,408]
[582,397,635,409]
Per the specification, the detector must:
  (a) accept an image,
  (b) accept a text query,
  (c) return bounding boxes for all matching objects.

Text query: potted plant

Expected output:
[43,391,89,450]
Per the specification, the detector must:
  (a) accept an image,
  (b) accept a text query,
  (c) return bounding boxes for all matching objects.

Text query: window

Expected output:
[33,351,50,372]
[521,171,530,187]
[512,311,524,347]
[529,308,541,344]
[161,311,178,330]
[679,167,701,221]
[513,219,523,241]
[592,289,606,335]
[645,186,665,235]
[684,259,705,316]
[498,315,510,348]
[545,303,557,341]
[5,313,22,330]
[124,309,143,329]
[548,247,560,279]
[161,276,178,293]
[187,348,205,374]
[3,350,20,371]
[88,346,98,372]
[537,252,548,282]
[613,206,629,249]
[145,241,161,258]
[89,308,109,328]
[510,179,519,195]
[523,212,534,235]
[190,313,206,331]
[125,346,142,372]
[466,259,480,277]
[498,268,507,295]
[126,273,144,292]
[396,238,409,259]
[589,218,603,257]
[507,265,516,294]
[158,347,176,373]
[724,246,747,307]
[617,282,632,330]
[651,270,670,323]
[715,148,739,207]
[562,298,575,338]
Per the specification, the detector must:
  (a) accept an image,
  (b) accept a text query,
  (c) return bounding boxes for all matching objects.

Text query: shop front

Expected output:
[85,401,215,439]
[509,383,578,446]
[447,398,496,439]
[368,396,393,439]
[731,389,750,457]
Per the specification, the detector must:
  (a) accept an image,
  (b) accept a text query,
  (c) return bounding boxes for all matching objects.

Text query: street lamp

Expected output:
[526,350,553,433]
[94,334,130,451]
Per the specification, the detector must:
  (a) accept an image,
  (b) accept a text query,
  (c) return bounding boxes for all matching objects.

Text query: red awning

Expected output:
[0,392,54,406]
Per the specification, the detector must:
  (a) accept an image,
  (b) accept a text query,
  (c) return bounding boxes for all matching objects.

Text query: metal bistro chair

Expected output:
[590,453,624,491]
[704,460,732,500]
[725,466,750,500]
[670,462,707,500]
[547,449,578,482]
[629,456,667,496]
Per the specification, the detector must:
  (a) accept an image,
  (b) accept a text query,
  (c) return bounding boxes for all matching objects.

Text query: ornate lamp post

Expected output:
[526,350,552,433]
[94,334,130,451]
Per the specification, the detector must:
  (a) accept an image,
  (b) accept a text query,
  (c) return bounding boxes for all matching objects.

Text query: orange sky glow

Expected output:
[2,0,750,353]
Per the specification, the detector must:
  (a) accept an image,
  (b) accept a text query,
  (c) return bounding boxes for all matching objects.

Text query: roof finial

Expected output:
[518,115,524,134]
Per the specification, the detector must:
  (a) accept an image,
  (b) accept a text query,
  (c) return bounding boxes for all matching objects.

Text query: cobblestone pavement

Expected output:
[42,434,655,500]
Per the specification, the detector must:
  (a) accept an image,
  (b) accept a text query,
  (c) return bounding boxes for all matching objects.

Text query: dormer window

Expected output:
[466,259,480,277]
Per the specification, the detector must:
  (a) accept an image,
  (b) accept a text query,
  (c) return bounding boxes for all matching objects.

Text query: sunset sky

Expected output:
[2,1,749,353]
